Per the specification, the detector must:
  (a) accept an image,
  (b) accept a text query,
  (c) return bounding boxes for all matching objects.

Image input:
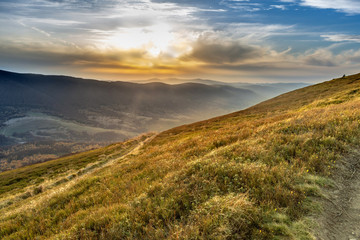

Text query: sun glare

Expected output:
[105,23,174,57]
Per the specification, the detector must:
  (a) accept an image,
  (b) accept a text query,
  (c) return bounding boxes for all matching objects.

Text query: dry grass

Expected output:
[1,74,360,239]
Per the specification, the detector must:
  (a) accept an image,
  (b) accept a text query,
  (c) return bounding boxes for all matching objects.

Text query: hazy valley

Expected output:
[0,70,307,171]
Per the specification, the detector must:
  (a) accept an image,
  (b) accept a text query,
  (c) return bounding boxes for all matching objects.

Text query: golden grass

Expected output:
[1,74,360,239]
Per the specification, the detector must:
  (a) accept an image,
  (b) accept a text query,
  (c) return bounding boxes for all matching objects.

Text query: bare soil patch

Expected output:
[316,150,360,240]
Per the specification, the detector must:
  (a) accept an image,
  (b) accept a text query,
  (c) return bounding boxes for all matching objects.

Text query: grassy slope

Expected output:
[1,74,360,239]
[0,134,150,204]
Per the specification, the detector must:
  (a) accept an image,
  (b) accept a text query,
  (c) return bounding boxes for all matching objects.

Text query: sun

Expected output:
[104,23,174,57]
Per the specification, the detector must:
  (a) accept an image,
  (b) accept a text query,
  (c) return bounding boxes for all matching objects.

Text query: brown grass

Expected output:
[1,74,360,239]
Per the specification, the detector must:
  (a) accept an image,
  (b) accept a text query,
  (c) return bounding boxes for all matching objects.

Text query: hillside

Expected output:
[0,70,308,172]
[1,73,360,239]
[0,70,258,171]
[0,70,258,138]
[0,70,308,145]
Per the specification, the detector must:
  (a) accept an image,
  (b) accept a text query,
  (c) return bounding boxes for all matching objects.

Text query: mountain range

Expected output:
[0,70,308,170]
[0,70,308,142]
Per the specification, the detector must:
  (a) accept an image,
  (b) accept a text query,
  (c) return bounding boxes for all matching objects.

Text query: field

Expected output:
[0,112,132,143]
[0,74,360,239]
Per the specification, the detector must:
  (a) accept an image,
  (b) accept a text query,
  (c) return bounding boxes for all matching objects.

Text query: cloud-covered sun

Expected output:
[103,23,174,57]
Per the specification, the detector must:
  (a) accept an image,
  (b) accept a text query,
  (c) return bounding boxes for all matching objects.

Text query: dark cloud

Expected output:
[183,38,262,64]
[204,62,286,71]
[348,55,360,63]
[0,44,147,69]
[304,57,337,67]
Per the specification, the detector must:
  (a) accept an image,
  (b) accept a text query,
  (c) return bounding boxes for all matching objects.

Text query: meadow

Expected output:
[1,74,360,239]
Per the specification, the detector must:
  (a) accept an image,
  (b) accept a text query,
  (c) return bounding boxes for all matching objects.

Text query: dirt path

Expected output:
[316,150,360,240]
[0,133,158,218]
[79,132,157,175]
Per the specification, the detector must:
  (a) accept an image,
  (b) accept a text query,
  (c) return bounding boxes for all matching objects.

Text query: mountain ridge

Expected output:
[0,69,308,172]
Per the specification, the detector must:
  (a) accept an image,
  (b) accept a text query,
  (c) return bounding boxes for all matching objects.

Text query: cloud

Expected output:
[182,35,263,64]
[219,0,262,11]
[300,46,360,67]
[0,0,205,53]
[302,49,337,67]
[304,57,337,67]
[321,34,360,43]
[211,23,294,44]
[270,5,286,10]
[2,0,360,83]
[299,0,360,14]
[0,44,144,67]
[344,49,360,63]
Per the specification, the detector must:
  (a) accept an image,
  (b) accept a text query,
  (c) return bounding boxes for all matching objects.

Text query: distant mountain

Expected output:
[134,77,310,98]
[134,78,223,85]
[231,82,310,98]
[0,70,309,170]
[0,70,262,146]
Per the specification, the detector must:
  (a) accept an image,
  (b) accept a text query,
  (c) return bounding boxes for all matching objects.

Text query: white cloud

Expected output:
[300,0,360,14]
[219,0,262,11]
[270,5,287,10]
[321,34,360,43]
[219,23,294,42]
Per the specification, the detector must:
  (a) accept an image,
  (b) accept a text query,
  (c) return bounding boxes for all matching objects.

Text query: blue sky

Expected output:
[0,0,360,83]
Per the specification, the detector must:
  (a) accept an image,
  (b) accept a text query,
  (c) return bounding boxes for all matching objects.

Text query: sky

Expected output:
[1,0,360,83]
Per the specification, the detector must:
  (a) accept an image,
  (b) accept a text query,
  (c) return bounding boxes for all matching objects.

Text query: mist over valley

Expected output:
[0,70,308,171]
